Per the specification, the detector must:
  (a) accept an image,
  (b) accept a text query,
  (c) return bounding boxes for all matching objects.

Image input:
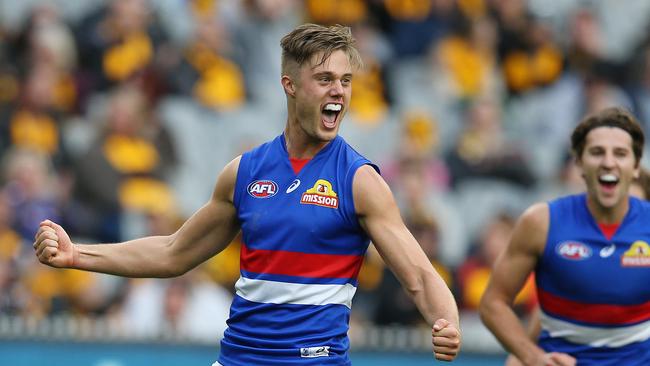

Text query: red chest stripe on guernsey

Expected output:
[539,289,650,325]
[240,244,363,279]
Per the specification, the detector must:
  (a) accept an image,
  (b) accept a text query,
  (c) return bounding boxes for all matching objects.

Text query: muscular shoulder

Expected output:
[519,202,549,230]
[352,164,393,217]
[511,202,550,256]
[213,155,242,203]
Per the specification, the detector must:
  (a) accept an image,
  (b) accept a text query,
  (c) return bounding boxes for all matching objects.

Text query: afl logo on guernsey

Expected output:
[300,179,338,208]
[247,180,278,198]
[556,241,592,260]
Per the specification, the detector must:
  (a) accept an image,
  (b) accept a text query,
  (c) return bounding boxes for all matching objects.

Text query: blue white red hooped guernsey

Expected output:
[219,134,378,365]
[537,193,650,365]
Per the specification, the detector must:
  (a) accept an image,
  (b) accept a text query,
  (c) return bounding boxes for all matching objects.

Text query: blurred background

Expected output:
[1,0,649,364]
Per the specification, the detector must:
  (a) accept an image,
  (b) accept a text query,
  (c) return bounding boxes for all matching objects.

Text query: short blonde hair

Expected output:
[280,23,363,77]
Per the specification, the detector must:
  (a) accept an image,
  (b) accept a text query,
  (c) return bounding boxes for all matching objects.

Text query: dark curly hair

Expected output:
[571,107,645,165]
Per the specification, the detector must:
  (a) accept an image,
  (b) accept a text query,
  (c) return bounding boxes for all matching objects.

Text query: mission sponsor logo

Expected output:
[621,241,650,267]
[300,179,338,209]
[247,180,278,198]
[556,241,592,260]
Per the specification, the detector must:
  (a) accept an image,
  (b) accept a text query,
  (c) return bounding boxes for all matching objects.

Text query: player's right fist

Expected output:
[432,318,461,361]
[33,220,75,268]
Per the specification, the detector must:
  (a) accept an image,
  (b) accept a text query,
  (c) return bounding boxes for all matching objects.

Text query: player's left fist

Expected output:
[432,318,461,362]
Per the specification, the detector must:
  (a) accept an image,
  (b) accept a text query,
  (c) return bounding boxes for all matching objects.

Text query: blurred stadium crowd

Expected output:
[1,0,650,349]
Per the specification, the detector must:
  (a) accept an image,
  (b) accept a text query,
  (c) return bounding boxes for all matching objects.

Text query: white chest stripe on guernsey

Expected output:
[235,277,357,309]
[540,310,650,347]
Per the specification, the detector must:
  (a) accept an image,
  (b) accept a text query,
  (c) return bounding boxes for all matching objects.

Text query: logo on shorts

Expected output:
[621,241,650,267]
[556,241,592,260]
[300,346,330,358]
[300,179,338,209]
[247,180,278,198]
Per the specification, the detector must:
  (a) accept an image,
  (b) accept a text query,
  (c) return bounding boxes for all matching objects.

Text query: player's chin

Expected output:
[596,191,622,208]
[316,127,339,141]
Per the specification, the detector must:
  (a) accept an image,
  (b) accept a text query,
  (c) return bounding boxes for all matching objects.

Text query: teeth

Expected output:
[324,104,342,112]
[599,174,618,183]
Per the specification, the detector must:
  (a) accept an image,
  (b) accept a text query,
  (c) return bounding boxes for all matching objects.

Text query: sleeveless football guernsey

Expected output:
[538,193,650,364]
[219,134,377,365]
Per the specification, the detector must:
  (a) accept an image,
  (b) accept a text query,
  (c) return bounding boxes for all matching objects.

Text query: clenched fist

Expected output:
[432,318,461,361]
[33,220,75,268]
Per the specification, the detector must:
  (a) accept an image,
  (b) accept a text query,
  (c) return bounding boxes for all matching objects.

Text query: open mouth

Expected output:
[322,103,342,129]
[598,173,619,192]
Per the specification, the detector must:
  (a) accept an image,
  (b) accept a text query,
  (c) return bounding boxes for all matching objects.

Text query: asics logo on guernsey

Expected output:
[600,243,616,258]
[286,179,301,193]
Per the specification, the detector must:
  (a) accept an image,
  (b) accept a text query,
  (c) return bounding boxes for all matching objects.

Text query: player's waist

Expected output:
[219,337,351,366]
[223,295,352,359]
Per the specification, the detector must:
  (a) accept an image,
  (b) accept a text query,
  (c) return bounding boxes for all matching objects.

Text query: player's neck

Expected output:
[283,123,330,159]
[586,195,629,224]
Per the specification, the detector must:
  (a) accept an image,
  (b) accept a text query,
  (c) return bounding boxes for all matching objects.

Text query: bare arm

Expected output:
[353,165,460,361]
[504,309,542,366]
[479,203,575,366]
[34,156,242,278]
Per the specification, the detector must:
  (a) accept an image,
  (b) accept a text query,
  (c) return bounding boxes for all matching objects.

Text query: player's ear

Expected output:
[281,75,296,97]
